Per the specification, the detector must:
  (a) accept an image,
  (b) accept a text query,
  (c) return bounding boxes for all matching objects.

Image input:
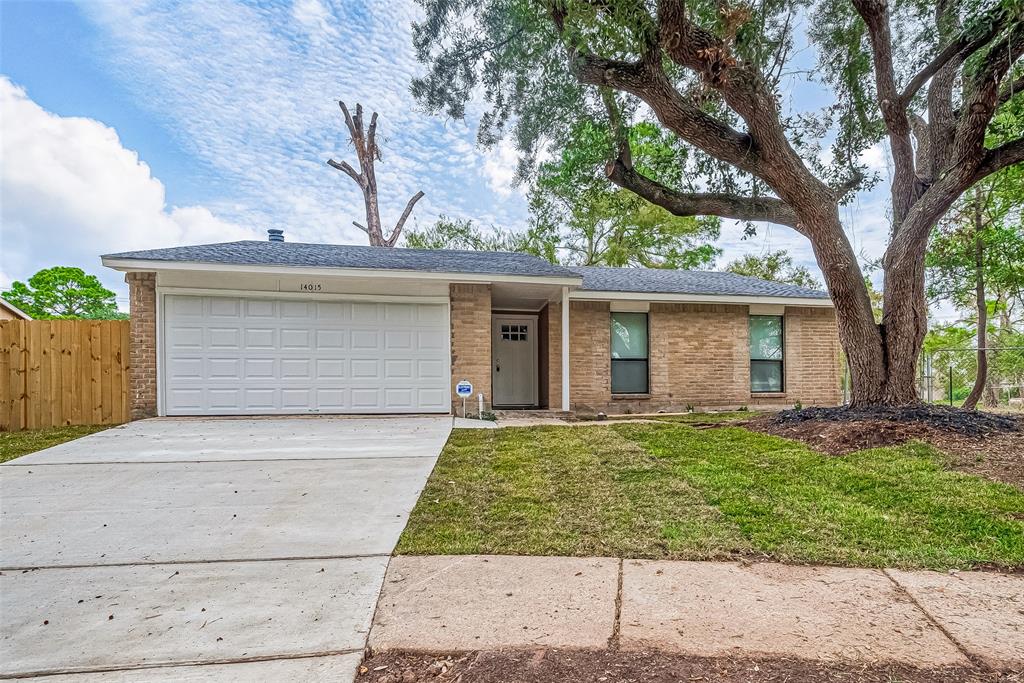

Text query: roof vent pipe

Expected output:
[267,229,284,242]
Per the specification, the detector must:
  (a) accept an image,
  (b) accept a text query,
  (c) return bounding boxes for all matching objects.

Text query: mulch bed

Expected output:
[749,405,1024,489]
[357,649,1022,683]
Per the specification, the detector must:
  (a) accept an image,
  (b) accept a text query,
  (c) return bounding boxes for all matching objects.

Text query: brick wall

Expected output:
[764,306,842,407]
[126,272,157,420]
[649,303,750,408]
[449,283,492,415]
[568,301,611,408]
[567,301,842,413]
[546,301,563,410]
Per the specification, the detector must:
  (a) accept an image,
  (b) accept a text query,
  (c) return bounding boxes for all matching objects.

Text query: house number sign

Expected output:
[299,282,323,292]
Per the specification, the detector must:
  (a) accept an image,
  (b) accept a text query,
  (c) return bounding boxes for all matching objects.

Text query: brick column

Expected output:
[126,272,157,420]
[449,283,491,416]
[546,300,562,409]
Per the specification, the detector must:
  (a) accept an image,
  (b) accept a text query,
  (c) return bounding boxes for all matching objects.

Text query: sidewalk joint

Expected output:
[0,553,389,573]
[881,568,981,670]
[607,558,624,650]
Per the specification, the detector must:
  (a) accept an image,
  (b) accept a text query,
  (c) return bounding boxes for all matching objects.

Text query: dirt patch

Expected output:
[357,649,1021,682]
[747,407,1024,489]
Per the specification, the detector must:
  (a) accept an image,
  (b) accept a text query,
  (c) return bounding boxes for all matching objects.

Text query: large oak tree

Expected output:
[410,0,1023,406]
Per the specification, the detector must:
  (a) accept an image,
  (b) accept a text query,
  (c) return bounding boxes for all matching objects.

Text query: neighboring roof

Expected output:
[570,265,830,300]
[0,296,32,320]
[103,241,578,280]
[102,241,830,301]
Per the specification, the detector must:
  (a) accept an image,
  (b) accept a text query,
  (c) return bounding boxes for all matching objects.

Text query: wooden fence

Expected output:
[0,320,130,430]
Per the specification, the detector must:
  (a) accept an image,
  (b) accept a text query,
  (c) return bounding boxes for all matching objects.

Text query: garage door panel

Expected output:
[163,295,449,415]
[167,325,203,349]
[316,359,346,379]
[208,357,242,379]
[280,358,311,379]
[243,299,275,317]
[244,358,276,379]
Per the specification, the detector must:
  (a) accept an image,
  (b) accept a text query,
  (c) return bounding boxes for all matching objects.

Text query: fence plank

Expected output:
[0,320,130,431]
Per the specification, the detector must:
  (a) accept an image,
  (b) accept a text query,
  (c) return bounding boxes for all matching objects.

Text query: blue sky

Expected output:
[1,0,906,314]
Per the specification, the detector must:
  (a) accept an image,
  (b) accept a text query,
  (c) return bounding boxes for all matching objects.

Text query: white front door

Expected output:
[491,316,537,407]
[161,294,450,415]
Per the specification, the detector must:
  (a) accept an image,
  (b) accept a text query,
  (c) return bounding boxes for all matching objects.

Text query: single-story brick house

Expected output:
[102,232,842,419]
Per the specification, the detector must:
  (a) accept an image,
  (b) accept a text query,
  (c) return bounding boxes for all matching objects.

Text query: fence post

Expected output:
[948,365,953,406]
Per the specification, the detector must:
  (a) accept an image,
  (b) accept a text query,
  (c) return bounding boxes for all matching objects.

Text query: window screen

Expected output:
[611,312,649,394]
[749,315,784,392]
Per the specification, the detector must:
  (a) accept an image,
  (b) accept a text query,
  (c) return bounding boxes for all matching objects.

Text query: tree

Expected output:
[410,0,1024,407]
[404,215,558,260]
[725,250,820,288]
[2,267,125,319]
[531,120,722,268]
[926,114,1024,408]
[327,101,425,247]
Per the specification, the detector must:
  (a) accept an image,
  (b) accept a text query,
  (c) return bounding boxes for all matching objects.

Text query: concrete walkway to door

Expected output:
[0,416,451,681]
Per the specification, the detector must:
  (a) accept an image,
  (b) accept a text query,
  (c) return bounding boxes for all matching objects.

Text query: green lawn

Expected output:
[0,425,109,464]
[397,423,1024,570]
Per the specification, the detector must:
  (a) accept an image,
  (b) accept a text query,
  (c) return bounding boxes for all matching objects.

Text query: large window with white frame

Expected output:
[611,312,649,394]
[749,315,784,393]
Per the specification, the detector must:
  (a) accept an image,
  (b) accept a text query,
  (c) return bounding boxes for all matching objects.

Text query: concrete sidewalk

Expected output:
[369,555,1024,672]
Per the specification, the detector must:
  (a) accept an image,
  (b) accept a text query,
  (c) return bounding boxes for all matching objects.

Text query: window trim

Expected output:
[749,314,785,394]
[610,311,650,395]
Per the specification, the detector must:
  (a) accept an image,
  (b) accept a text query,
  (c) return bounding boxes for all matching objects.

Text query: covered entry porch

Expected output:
[449,281,569,415]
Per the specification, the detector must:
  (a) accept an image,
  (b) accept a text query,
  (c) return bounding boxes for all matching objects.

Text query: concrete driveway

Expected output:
[0,416,451,681]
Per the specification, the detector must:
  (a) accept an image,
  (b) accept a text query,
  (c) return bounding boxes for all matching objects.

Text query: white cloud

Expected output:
[73,0,525,238]
[481,138,521,198]
[0,78,258,301]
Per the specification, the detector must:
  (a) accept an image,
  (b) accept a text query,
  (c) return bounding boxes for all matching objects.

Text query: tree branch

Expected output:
[975,136,1024,180]
[997,75,1024,108]
[352,221,369,234]
[573,53,760,173]
[605,158,800,229]
[851,0,916,225]
[899,4,1010,104]
[385,191,426,247]
[327,158,363,186]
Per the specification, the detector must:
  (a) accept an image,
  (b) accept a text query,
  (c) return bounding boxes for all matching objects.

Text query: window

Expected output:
[750,315,784,392]
[611,312,649,394]
[500,323,528,341]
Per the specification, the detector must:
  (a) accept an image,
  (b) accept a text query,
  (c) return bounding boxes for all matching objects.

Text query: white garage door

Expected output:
[162,295,450,415]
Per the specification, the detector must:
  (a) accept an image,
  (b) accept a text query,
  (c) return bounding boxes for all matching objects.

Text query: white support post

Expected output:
[561,286,570,412]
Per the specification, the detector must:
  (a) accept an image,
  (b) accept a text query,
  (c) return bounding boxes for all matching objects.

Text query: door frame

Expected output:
[490,313,539,408]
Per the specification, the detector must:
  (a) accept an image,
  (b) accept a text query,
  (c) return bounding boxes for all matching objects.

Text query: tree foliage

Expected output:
[409,0,1024,406]
[2,267,126,320]
[725,250,821,288]
[530,120,721,268]
[404,215,557,260]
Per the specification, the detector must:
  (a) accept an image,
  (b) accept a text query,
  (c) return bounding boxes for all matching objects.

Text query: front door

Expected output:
[491,316,538,407]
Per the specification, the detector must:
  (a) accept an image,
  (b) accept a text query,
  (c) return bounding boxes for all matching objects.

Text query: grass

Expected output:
[0,425,109,463]
[397,422,1024,570]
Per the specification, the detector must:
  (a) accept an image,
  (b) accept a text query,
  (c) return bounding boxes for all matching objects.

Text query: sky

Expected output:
[0,0,928,317]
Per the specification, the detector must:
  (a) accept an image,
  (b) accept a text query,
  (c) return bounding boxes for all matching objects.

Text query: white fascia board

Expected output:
[570,289,834,308]
[101,258,583,287]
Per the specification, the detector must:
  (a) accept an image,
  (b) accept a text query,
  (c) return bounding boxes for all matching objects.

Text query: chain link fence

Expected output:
[840,347,1024,410]
[920,347,1024,409]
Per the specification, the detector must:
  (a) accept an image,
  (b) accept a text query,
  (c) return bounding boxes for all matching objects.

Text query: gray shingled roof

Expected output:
[103,241,578,279]
[103,241,830,300]
[570,266,830,299]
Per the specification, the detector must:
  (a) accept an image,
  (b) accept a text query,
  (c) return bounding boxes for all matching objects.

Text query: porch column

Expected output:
[561,286,570,411]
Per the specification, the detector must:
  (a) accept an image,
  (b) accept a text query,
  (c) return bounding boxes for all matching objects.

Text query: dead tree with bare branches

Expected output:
[328,102,425,247]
